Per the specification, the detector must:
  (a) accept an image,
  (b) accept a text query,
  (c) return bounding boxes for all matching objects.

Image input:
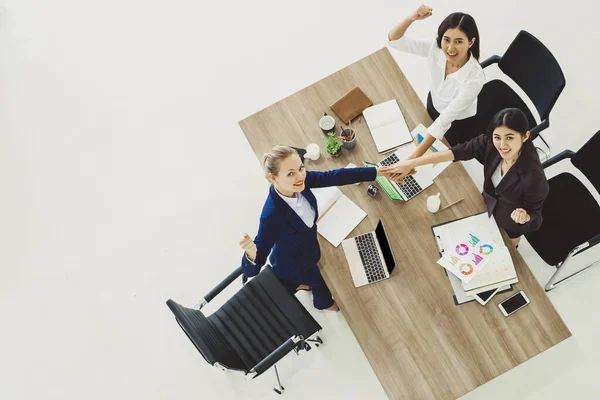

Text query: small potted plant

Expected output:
[323,132,342,157]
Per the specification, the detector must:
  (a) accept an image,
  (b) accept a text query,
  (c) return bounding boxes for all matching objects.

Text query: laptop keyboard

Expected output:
[380,153,401,166]
[397,176,422,199]
[379,153,423,200]
[355,233,387,283]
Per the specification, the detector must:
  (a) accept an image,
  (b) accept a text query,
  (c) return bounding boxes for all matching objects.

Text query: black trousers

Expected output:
[427,92,481,147]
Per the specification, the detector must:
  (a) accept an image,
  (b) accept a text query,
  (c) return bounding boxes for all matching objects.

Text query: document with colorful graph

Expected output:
[436,232,501,283]
[432,212,518,293]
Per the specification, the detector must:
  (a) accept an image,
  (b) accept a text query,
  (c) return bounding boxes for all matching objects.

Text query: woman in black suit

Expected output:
[381,108,549,247]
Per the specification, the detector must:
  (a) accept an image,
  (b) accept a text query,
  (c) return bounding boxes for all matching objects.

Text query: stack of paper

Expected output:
[463,246,518,296]
[433,213,518,299]
[312,186,367,247]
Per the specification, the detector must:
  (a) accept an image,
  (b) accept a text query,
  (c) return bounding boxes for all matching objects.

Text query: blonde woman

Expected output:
[239,146,385,311]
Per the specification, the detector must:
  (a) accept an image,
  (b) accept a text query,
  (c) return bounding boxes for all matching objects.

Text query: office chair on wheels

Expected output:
[525,130,600,291]
[166,266,323,395]
[459,31,565,153]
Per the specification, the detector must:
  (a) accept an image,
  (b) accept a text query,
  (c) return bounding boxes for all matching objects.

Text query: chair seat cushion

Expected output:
[208,268,322,370]
[525,173,600,266]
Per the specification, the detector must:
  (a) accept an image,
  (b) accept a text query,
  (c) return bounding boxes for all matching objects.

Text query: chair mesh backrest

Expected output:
[572,130,600,193]
[499,30,565,121]
[166,299,246,371]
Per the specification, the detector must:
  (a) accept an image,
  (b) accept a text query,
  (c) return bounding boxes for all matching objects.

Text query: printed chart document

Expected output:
[312,187,367,247]
[432,213,518,294]
[436,232,498,283]
[362,99,413,152]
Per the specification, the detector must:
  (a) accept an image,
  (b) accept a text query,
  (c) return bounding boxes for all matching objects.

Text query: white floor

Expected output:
[1,1,600,399]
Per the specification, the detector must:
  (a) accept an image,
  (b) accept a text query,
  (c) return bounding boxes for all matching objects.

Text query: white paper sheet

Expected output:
[411,124,452,181]
[316,194,367,247]
[312,186,342,217]
[436,233,499,283]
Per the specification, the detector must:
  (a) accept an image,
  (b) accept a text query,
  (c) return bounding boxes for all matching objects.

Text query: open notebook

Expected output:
[312,186,366,247]
[362,99,413,153]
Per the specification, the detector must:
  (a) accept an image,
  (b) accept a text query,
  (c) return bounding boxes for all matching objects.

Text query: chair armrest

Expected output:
[248,335,304,377]
[530,119,550,140]
[480,55,501,68]
[542,149,575,169]
[202,266,244,306]
[572,233,600,257]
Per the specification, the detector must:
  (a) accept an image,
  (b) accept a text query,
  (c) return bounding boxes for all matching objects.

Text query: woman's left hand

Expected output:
[511,208,531,224]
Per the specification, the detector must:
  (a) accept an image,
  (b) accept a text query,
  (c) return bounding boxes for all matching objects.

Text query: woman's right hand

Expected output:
[379,160,416,182]
[411,4,433,21]
[239,233,257,262]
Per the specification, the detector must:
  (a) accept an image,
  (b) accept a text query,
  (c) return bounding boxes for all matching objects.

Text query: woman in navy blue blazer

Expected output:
[240,145,384,311]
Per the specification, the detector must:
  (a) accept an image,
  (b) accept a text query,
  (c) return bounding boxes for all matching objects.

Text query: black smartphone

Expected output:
[498,291,530,316]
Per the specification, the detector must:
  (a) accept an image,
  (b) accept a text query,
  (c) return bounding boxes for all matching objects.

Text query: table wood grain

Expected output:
[239,47,571,399]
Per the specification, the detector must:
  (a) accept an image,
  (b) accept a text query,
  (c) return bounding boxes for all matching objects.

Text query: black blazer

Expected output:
[451,134,549,234]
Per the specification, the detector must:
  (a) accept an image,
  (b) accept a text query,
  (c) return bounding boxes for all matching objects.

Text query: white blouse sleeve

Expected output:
[388,36,436,58]
[428,76,485,140]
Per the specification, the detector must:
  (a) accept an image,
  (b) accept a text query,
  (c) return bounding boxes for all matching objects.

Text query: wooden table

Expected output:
[239,48,571,399]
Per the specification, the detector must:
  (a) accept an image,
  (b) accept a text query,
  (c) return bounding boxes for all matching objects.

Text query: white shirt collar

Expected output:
[275,187,300,206]
[436,50,478,84]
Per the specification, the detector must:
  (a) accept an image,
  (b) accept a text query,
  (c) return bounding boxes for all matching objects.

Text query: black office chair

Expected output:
[166,266,323,395]
[524,130,600,291]
[461,30,566,148]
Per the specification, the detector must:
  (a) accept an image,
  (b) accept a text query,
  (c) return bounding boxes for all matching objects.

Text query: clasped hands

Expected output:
[378,158,417,184]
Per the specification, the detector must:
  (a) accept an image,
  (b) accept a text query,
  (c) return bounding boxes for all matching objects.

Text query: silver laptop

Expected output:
[376,151,434,201]
[342,220,397,287]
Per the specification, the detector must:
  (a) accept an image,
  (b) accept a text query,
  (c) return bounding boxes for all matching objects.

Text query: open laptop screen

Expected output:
[375,220,396,273]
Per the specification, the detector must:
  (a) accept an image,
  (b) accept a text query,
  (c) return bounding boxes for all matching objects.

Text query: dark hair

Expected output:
[436,13,480,60]
[487,108,530,137]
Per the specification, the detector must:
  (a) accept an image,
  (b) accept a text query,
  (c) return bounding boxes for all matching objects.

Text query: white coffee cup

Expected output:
[319,114,335,132]
[427,193,441,213]
[305,143,321,160]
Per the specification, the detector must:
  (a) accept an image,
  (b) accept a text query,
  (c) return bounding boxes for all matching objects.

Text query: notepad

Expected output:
[312,186,367,247]
[362,99,413,153]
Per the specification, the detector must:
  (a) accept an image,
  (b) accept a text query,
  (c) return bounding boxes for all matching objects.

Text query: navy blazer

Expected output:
[241,167,377,283]
[451,134,549,234]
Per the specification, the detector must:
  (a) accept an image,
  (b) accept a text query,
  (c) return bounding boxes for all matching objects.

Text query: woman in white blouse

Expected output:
[388,5,484,157]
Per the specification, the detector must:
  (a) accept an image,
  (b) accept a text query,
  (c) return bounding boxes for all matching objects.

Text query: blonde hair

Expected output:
[262,145,298,180]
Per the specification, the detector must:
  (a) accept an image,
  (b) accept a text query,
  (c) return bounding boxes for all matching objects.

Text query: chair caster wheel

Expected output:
[273,386,284,394]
